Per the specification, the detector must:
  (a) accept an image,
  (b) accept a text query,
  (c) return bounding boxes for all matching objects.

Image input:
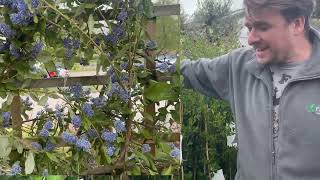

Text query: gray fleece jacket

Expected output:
[180,28,320,180]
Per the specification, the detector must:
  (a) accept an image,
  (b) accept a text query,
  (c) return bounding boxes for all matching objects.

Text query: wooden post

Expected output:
[11,94,22,137]
[145,17,157,156]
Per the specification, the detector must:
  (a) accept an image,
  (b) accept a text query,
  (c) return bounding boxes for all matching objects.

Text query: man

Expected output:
[180,0,319,179]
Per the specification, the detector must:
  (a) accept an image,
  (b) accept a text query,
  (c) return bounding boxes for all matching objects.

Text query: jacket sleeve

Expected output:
[180,53,232,101]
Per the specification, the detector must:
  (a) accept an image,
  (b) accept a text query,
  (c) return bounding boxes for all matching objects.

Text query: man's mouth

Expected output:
[256,47,269,52]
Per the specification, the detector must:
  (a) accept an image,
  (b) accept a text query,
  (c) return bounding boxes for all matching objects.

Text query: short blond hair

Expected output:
[243,0,316,33]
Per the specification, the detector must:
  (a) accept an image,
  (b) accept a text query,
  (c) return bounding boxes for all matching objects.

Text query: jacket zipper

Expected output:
[274,73,320,180]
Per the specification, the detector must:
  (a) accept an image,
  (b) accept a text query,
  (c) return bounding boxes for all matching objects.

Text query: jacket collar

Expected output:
[245,27,320,79]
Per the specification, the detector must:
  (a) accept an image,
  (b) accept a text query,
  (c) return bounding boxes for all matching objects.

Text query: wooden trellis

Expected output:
[9,3,181,175]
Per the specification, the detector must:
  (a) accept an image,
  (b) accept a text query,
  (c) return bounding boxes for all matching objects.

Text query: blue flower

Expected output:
[71,115,82,128]
[0,42,10,51]
[39,128,49,137]
[117,9,128,22]
[69,83,83,99]
[63,38,73,48]
[2,111,11,127]
[156,62,169,72]
[82,103,94,117]
[104,34,119,45]
[101,130,117,143]
[87,128,98,139]
[114,119,126,133]
[76,138,91,152]
[9,44,21,59]
[43,120,53,130]
[31,42,43,58]
[73,40,80,49]
[170,147,180,159]
[12,0,28,12]
[90,97,106,108]
[64,48,74,60]
[10,12,33,26]
[120,62,129,70]
[106,145,116,156]
[61,132,77,144]
[44,141,55,151]
[31,0,39,8]
[142,144,151,153]
[31,142,42,150]
[10,163,21,175]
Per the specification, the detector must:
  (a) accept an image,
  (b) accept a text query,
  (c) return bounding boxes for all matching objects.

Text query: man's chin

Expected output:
[256,57,271,64]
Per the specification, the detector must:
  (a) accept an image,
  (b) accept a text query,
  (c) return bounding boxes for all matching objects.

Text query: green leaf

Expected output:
[25,151,35,174]
[88,14,95,34]
[0,136,12,158]
[13,140,23,154]
[46,152,59,163]
[135,151,150,167]
[144,81,178,101]
[44,61,56,72]
[161,165,172,175]
[129,166,141,175]
[39,95,49,106]
[36,50,52,63]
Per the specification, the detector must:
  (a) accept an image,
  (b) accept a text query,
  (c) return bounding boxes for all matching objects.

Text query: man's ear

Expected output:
[291,16,306,36]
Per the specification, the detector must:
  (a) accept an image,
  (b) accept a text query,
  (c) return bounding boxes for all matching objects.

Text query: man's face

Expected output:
[244,8,294,64]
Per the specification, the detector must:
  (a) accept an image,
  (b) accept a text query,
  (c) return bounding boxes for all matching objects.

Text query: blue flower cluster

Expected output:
[31,142,42,150]
[141,144,151,153]
[76,137,91,152]
[87,128,98,139]
[0,42,10,52]
[39,128,49,137]
[0,23,16,39]
[101,129,117,143]
[2,111,11,127]
[114,119,126,133]
[31,0,40,8]
[43,120,53,130]
[44,141,55,151]
[107,145,116,156]
[71,115,82,128]
[9,43,22,59]
[61,132,77,145]
[120,62,129,70]
[82,103,94,117]
[68,83,83,99]
[10,163,21,175]
[63,38,80,60]
[170,147,180,159]
[55,104,64,120]
[8,0,35,26]
[104,25,125,45]
[108,82,130,102]
[31,42,44,58]
[90,97,106,108]
[116,9,128,22]
[156,62,176,73]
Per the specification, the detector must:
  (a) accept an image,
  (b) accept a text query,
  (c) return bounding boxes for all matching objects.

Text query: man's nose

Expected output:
[247,30,261,46]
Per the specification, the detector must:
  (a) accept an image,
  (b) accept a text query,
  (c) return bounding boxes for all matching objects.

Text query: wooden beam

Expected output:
[154,4,180,16]
[23,75,109,89]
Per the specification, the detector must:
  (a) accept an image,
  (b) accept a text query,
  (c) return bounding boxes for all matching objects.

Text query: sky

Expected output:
[180,0,243,15]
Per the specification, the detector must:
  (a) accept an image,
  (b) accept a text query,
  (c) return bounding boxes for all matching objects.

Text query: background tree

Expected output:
[180,0,242,179]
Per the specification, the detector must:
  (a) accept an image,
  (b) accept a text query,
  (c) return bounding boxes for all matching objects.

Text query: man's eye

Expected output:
[258,26,270,31]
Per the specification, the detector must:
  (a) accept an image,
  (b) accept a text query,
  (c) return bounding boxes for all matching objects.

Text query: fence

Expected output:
[9,3,181,175]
